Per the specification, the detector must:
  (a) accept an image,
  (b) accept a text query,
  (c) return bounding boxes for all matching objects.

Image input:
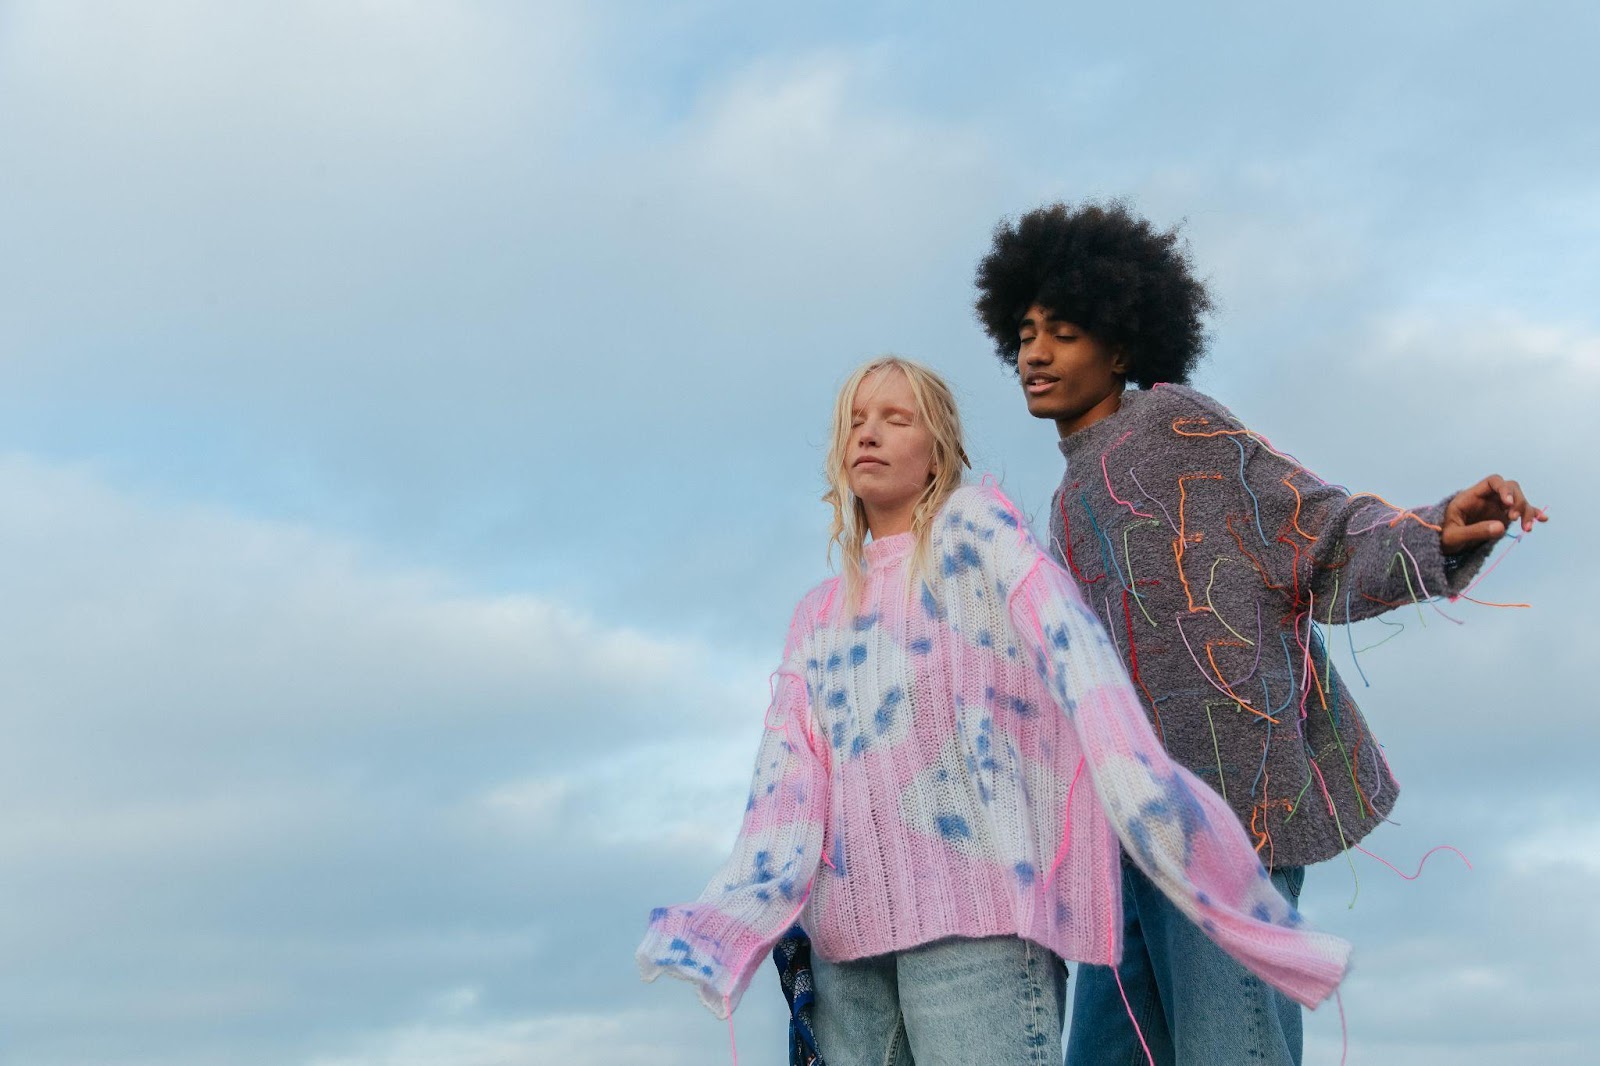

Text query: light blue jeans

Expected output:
[812,935,1067,1066]
[1065,861,1306,1066]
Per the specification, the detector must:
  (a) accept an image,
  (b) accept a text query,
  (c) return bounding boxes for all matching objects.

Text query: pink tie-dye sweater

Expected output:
[637,483,1350,1018]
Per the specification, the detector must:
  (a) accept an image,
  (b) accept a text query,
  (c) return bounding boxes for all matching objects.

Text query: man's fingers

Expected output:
[1449,519,1507,551]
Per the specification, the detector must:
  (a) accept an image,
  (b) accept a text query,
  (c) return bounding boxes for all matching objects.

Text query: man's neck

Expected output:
[1055,385,1126,439]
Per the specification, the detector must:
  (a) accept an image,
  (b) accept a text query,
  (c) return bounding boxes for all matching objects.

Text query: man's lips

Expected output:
[1024,372,1059,396]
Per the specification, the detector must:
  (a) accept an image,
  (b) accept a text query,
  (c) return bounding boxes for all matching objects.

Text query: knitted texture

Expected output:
[636,483,1350,1018]
[1051,385,1493,867]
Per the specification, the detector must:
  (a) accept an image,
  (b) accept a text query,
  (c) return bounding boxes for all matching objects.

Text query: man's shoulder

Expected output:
[1143,382,1237,422]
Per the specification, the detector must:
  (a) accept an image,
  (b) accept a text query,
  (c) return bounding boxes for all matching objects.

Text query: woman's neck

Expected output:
[864,499,917,539]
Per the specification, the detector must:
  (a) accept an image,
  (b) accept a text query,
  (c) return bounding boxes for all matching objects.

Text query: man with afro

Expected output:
[974,200,1544,1065]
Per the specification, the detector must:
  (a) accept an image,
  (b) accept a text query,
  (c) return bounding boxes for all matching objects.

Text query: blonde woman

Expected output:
[637,358,1349,1065]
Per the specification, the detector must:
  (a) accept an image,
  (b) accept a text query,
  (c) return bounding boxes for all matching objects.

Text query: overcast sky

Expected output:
[1,2,1594,1063]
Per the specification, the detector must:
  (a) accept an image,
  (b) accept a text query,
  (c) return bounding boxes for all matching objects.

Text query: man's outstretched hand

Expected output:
[1441,474,1547,554]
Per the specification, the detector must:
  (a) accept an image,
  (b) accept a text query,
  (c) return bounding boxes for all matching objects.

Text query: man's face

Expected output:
[1016,303,1126,431]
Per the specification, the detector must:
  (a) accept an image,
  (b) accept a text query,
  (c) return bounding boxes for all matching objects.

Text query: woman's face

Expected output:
[845,368,936,520]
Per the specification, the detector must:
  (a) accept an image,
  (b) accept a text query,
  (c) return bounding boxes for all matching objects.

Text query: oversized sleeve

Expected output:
[988,485,1352,1007]
[634,603,829,1018]
[1167,386,1493,623]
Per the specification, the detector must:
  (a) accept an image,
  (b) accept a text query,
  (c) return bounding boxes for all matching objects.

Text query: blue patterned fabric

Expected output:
[773,926,826,1066]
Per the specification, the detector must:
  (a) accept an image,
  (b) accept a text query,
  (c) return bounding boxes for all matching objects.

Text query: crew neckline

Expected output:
[864,530,914,565]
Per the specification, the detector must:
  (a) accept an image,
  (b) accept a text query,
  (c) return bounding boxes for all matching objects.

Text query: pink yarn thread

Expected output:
[1354,842,1473,879]
[1041,757,1087,894]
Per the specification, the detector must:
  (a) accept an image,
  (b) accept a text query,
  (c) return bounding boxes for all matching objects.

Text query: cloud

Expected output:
[0,453,783,1064]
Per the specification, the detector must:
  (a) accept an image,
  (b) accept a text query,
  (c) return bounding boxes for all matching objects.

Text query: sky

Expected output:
[0,1,1594,1063]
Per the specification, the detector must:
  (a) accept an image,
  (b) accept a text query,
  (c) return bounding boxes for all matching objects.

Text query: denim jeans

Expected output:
[1065,862,1306,1066]
[812,935,1068,1066]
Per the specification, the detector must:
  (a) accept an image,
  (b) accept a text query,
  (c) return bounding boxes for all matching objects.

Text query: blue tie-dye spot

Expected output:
[853,612,879,631]
[1252,902,1272,923]
[1007,695,1037,718]
[1055,901,1072,923]
[849,644,868,667]
[649,907,668,922]
[946,511,963,527]
[1285,908,1304,928]
[669,938,692,953]
[936,767,949,781]
[700,964,714,976]
[826,652,842,672]
[745,792,756,812]
[1007,645,1018,658]
[765,782,776,795]
[920,582,944,619]
[992,506,1019,528]
[827,689,848,710]
[850,735,867,757]
[753,851,775,883]
[984,685,996,700]
[942,542,983,575]
[1047,624,1071,650]
[806,658,819,672]
[910,638,933,655]
[874,688,903,734]
[1202,918,1218,935]
[977,630,993,647]
[935,814,971,839]
[1128,772,1212,867]
[829,836,847,875]
[756,889,771,903]
[831,722,846,748]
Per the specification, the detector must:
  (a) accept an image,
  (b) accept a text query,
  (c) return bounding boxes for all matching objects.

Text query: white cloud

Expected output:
[0,453,778,1063]
[307,1008,708,1066]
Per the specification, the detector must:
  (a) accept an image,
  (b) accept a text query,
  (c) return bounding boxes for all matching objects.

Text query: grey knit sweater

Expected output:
[1049,385,1492,867]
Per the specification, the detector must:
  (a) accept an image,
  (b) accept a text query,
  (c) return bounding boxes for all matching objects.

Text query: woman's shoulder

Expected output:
[938,481,1028,535]
[791,575,844,630]
[933,481,1041,579]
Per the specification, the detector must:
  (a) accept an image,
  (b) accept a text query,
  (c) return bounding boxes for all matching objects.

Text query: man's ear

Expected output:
[1111,348,1130,375]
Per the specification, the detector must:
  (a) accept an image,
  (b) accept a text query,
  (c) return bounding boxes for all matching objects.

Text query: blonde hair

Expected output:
[823,356,971,603]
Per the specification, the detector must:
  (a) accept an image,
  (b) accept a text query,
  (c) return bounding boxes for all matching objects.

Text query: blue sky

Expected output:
[0,2,1593,1063]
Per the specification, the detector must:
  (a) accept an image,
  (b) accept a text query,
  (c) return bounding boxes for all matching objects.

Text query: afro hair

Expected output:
[973,200,1212,387]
